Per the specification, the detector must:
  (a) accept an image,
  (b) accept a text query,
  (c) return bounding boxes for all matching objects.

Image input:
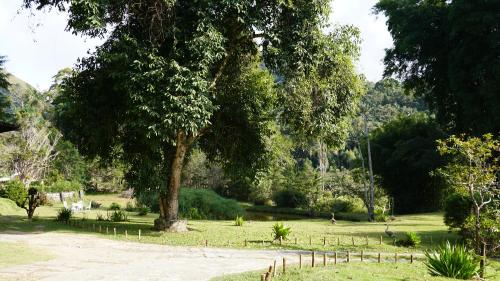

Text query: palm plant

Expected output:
[424,241,479,279]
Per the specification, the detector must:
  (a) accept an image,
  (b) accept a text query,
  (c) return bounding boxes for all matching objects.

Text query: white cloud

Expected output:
[0,0,393,90]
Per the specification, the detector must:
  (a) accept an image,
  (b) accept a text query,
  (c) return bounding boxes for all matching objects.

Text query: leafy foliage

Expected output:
[25,0,362,225]
[108,210,128,222]
[375,0,500,135]
[397,232,421,247]
[424,242,479,279]
[56,208,72,223]
[108,202,121,211]
[0,180,27,207]
[272,222,291,240]
[443,193,472,229]
[436,134,499,255]
[234,215,244,227]
[370,114,447,213]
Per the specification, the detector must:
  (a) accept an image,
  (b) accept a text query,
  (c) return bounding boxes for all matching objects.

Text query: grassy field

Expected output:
[0,242,52,268]
[212,261,500,281]
[1,194,457,253]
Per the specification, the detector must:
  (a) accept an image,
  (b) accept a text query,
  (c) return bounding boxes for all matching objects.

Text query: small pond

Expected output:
[244,211,311,221]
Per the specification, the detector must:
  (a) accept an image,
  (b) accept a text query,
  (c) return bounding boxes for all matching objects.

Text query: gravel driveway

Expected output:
[0,232,298,281]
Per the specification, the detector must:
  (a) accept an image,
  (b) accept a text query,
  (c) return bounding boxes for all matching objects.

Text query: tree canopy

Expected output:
[370,114,447,214]
[375,0,500,135]
[25,0,363,230]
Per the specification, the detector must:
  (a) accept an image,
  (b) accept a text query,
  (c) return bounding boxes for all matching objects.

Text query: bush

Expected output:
[179,189,245,220]
[136,205,149,216]
[444,193,471,229]
[396,232,421,247]
[91,201,102,209]
[109,202,121,210]
[234,215,244,226]
[45,180,82,193]
[425,242,479,279]
[1,180,27,207]
[108,210,127,222]
[331,198,356,213]
[272,222,291,240]
[374,209,388,222]
[137,188,244,220]
[273,189,307,208]
[56,208,72,223]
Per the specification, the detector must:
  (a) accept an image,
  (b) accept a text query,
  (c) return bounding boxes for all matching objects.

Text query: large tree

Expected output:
[375,0,500,135]
[25,0,361,230]
[0,55,17,133]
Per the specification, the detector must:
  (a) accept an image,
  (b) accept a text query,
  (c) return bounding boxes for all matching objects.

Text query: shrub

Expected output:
[178,188,245,220]
[108,210,128,222]
[1,180,27,207]
[136,205,149,216]
[56,208,72,223]
[108,202,121,210]
[272,222,291,240]
[425,242,479,279]
[137,188,244,220]
[91,201,102,209]
[331,198,356,213]
[396,232,421,247]
[273,189,307,208]
[374,209,388,222]
[444,193,471,229]
[234,215,244,226]
[45,180,82,193]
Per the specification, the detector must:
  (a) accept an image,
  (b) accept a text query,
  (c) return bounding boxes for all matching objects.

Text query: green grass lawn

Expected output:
[0,242,52,268]
[212,260,500,281]
[1,194,457,254]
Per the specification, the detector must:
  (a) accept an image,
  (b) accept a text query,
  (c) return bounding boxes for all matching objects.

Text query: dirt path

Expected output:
[0,232,298,281]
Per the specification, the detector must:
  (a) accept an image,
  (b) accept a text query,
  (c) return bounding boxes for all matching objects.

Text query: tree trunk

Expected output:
[364,115,375,222]
[154,131,189,231]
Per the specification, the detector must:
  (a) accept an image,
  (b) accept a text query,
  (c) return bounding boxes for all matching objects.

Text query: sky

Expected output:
[0,0,393,90]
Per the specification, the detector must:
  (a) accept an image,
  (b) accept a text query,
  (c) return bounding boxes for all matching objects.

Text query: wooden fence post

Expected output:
[334,252,337,265]
[283,258,286,274]
[378,253,381,263]
[279,236,282,245]
[125,230,128,238]
[337,237,340,246]
[323,237,326,246]
[394,253,398,263]
[273,260,277,277]
[295,237,297,245]
[113,227,116,236]
[260,273,266,281]
[361,250,364,262]
[205,239,208,247]
[244,239,247,246]
[262,239,265,246]
[366,236,369,245]
[323,253,327,266]
[480,242,486,278]
[347,251,350,263]
[410,254,413,263]
[393,239,396,246]
[380,235,382,245]
[312,252,315,267]
[352,237,355,246]
[299,254,302,269]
